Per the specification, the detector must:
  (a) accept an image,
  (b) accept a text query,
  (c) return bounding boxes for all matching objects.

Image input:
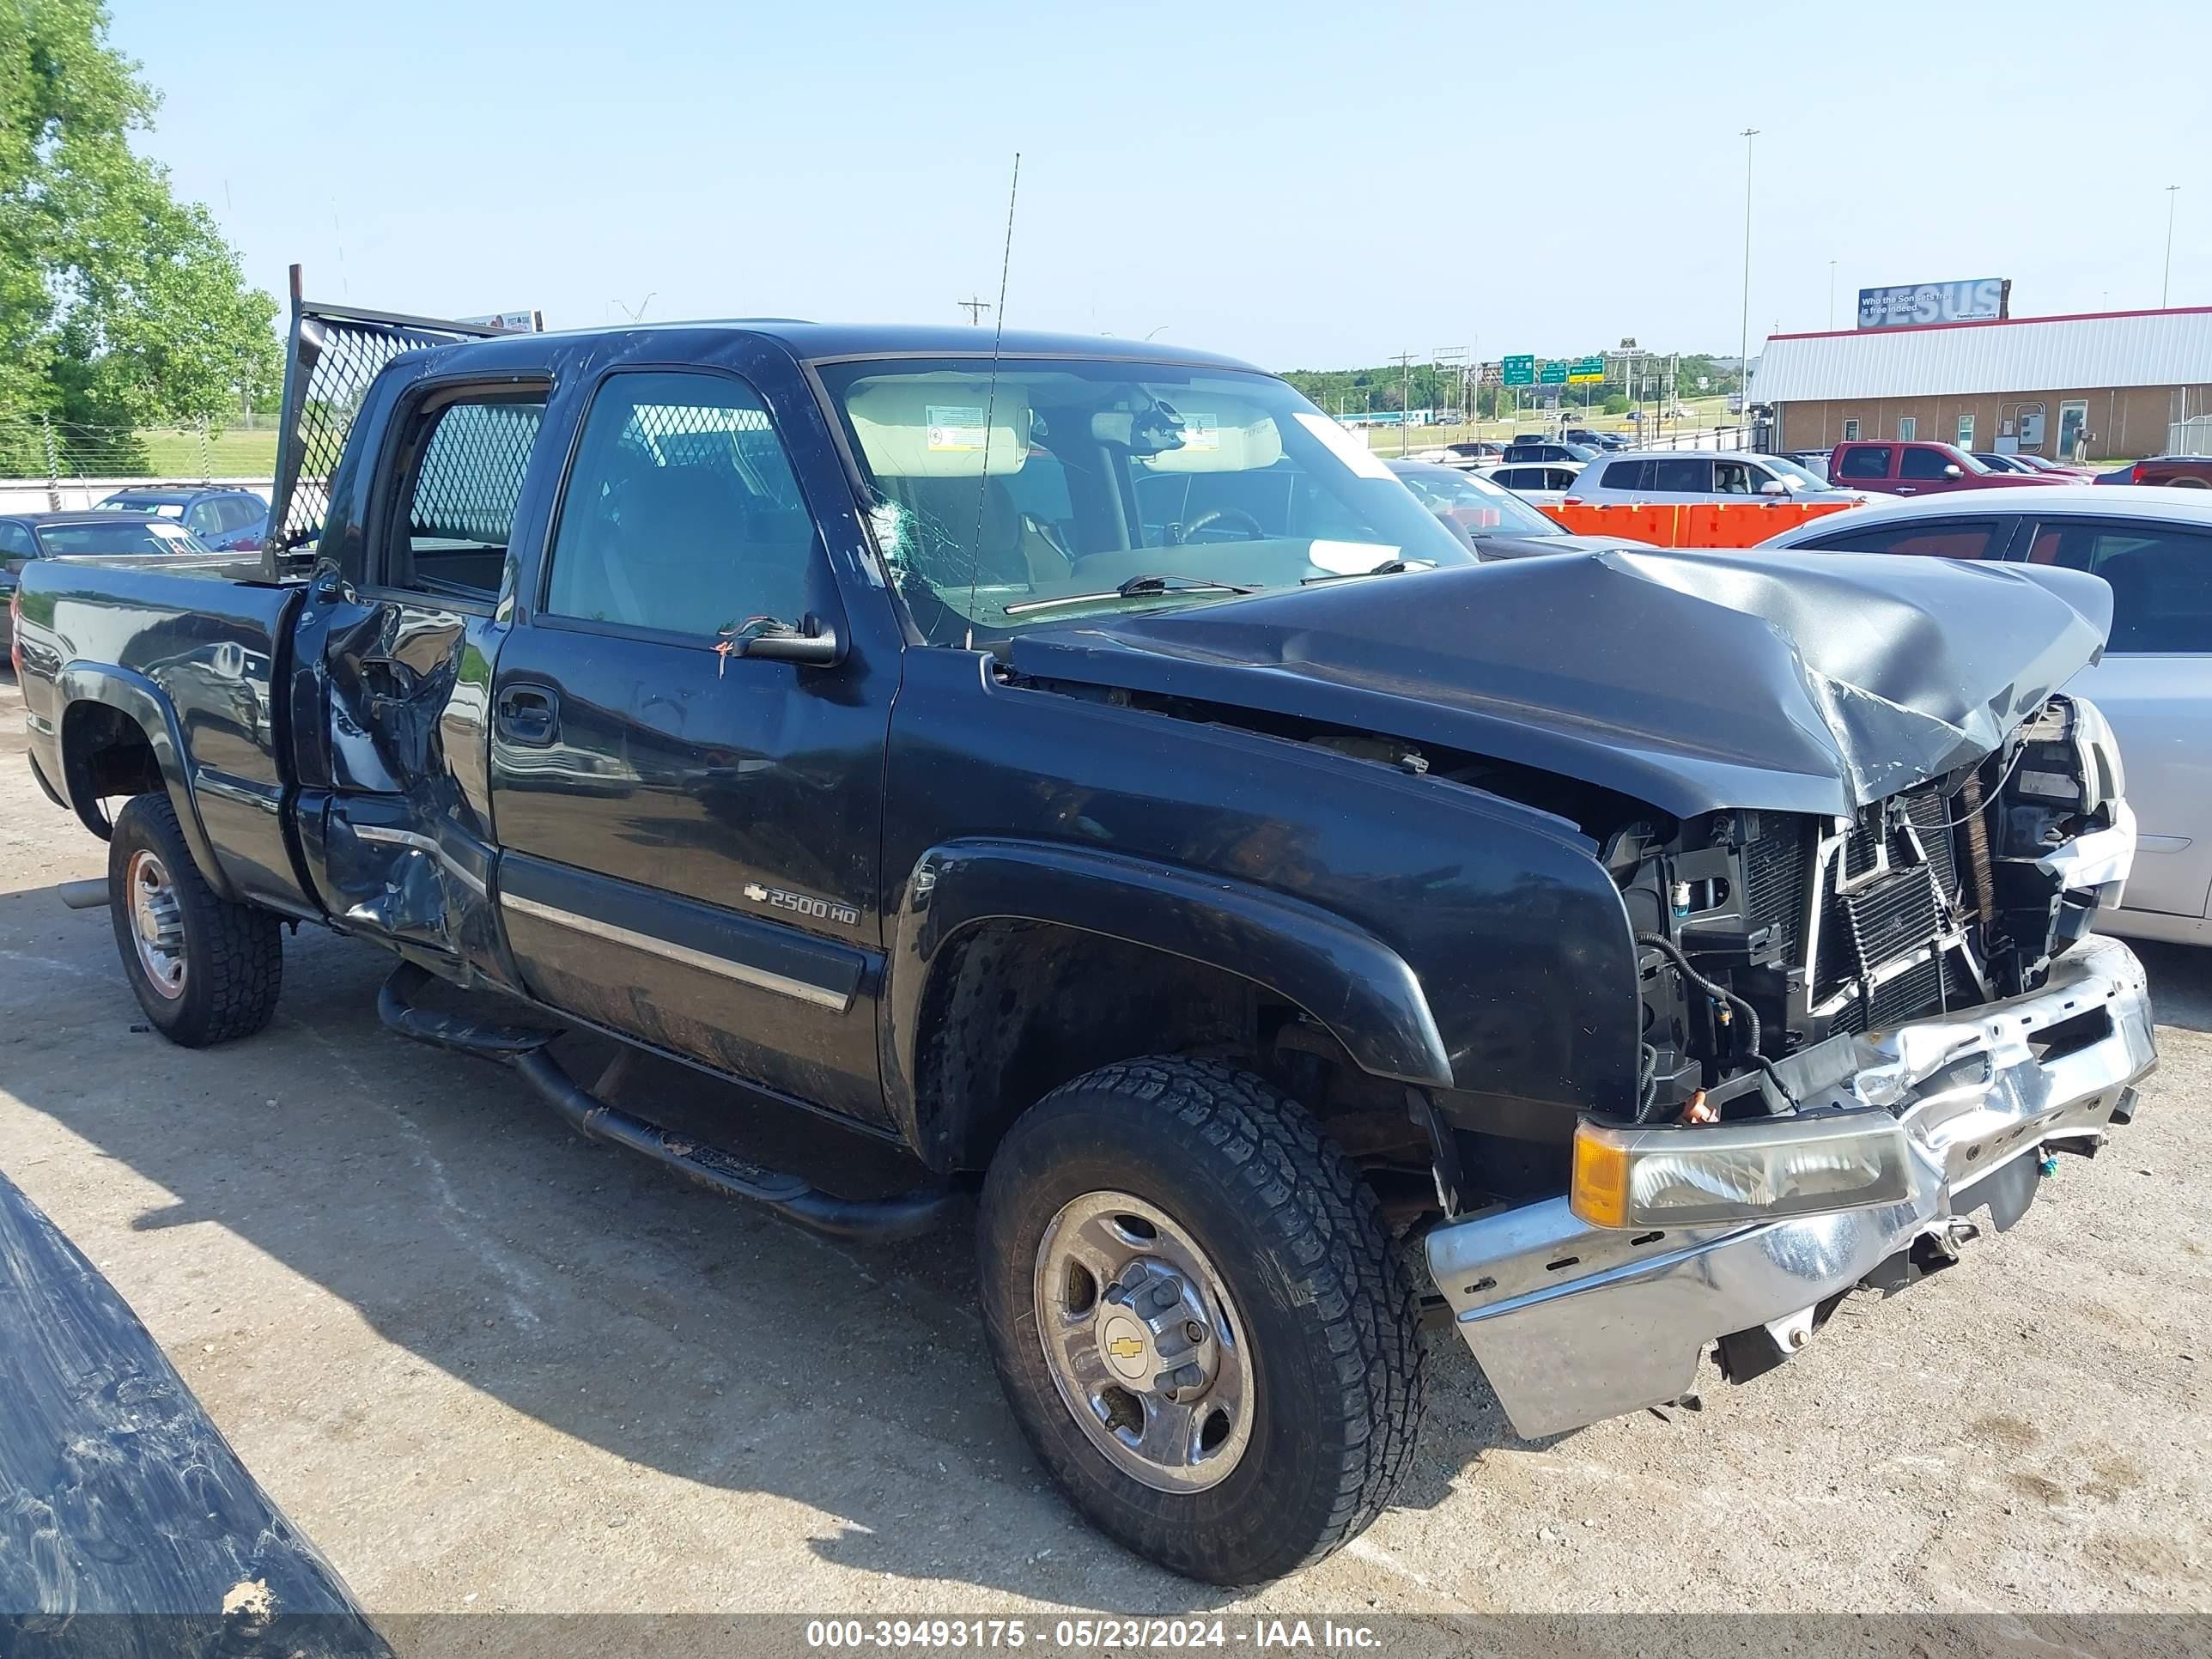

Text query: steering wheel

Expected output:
[1181,507,1267,542]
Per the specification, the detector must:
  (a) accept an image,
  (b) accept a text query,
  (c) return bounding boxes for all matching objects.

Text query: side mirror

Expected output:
[1759,479,1790,497]
[1942,463,1964,478]
[723,613,845,668]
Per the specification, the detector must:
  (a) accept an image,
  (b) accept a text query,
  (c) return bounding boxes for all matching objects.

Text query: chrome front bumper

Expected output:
[1426,933,2157,1439]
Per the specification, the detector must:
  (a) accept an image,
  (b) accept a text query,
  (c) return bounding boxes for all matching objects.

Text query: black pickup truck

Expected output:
[13,289,2155,1584]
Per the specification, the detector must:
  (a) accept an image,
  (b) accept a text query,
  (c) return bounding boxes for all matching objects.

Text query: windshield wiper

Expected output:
[1299,559,1432,585]
[1002,573,1261,616]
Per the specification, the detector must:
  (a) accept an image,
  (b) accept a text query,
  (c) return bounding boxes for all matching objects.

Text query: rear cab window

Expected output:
[376,389,549,605]
[2027,519,2212,653]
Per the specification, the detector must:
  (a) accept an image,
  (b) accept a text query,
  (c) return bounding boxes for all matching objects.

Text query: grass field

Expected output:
[1357,394,1739,453]
[136,425,280,477]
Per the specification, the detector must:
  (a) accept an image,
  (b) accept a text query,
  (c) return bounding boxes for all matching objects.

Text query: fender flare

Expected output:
[880,837,1454,1165]
[54,663,235,901]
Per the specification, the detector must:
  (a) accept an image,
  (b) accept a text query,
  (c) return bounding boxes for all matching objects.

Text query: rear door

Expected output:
[487,356,893,1126]
[299,376,555,972]
[2019,515,2212,923]
[1833,445,1895,491]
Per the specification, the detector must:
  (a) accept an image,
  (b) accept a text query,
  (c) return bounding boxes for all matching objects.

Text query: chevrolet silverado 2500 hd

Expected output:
[13,291,2154,1584]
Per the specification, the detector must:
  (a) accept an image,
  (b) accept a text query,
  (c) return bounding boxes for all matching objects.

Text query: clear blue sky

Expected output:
[109,0,2211,369]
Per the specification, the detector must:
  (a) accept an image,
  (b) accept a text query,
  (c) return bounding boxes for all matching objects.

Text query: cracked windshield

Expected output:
[820,358,1474,643]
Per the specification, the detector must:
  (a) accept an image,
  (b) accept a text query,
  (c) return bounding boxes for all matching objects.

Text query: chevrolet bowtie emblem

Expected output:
[1106,1336,1145,1360]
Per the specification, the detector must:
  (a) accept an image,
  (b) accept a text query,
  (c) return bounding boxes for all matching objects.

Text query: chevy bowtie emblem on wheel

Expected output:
[1107,1336,1145,1360]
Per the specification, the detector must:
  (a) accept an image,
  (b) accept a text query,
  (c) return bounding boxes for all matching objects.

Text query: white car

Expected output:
[1475,459,1584,505]
[1760,486,2212,944]
[1565,450,1867,507]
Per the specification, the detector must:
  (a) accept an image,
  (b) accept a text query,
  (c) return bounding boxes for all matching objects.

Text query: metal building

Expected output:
[1752,305,2212,463]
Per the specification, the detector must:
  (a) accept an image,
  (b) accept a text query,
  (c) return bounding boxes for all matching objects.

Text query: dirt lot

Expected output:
[2,667,2208,1620]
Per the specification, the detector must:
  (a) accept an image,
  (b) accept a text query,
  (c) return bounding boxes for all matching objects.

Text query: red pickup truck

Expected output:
[1830,440,2066,496]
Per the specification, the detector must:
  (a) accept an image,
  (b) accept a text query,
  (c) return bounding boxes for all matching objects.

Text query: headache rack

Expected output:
[262,264,507,575]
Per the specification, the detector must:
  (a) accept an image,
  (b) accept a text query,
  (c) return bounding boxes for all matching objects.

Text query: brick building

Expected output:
[1751,305,2212,464]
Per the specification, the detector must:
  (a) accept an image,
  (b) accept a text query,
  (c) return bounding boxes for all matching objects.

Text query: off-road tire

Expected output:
[976,1056,1425,1584]
[108,793,283,1047]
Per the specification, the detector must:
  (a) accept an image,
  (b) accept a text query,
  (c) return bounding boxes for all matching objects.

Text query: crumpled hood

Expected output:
[1009,549,2113,818]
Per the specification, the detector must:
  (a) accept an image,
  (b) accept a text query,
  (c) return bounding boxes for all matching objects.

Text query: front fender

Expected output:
[881,837,1454,1161]
[56,663,234,900]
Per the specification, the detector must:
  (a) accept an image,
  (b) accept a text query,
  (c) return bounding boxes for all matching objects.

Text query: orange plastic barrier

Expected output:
[1539,498,1862,548]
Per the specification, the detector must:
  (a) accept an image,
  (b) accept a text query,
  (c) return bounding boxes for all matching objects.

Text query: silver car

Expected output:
[1569,449,1868,507]
[1761,486,2212,944]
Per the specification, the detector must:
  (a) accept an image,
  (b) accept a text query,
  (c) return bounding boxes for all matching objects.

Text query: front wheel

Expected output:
[976,1057,1424,1584]
[107,793,283,1047]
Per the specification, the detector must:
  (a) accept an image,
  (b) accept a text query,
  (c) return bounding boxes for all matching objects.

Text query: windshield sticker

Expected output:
[926,405,990,452]
[1177,412,1220,452]
[1293,412,1395,481]
[1309,539,1400,574]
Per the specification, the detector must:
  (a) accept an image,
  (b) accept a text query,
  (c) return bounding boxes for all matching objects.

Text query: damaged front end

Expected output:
[1425,690,2155,1439]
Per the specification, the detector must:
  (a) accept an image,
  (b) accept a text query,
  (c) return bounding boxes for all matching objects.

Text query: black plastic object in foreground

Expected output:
[376,964,962,1243]
[0,1170,390,1655]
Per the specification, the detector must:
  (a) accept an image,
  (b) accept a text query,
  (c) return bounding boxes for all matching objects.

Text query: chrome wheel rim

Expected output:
[1032,1191,1255,1492]
[126,848,187,1000]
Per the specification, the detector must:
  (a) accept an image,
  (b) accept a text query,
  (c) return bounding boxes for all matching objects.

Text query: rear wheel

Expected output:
[107,793,283,1046]
[976,1057,1424,1584]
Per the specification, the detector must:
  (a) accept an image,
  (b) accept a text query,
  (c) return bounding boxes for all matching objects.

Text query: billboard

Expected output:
[1856,279,2008,330]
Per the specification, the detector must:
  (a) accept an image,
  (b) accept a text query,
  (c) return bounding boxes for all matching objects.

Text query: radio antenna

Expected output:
[964,150,1021,652]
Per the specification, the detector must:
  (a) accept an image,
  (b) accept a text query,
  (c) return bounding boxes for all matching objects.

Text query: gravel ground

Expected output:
[1,668,2207,1621]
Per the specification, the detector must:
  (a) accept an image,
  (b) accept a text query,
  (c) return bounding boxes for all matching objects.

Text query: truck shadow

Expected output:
[0,877,1540,1608]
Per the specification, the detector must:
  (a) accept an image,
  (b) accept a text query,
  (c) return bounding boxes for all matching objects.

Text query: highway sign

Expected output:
[1568,356,1606,384]
[1538,361,1568,386]
[1501,355,1536,387]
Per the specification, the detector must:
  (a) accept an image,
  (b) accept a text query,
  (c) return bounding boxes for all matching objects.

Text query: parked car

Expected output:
[16,303,2150,1586]
[1760,484,2209,943]
[1386,459,1650,558]
[1476,459,1585,502]
[1562,428,1628,452]
[1565,450,1865,507]
[1977,453,2097,480]
[0,513,215,653]
[1778,448,1832,483]
[2091,455,2212,489]
[1440,439,1508,466]
[94,486,270,552]
[1501,437,1596,464]
[1829,439,2067,496]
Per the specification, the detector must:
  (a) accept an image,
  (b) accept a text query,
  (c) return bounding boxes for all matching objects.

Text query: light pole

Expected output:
[1828,259,1837,330]
[1739,127,1758,426]
[2165,185,2181,307]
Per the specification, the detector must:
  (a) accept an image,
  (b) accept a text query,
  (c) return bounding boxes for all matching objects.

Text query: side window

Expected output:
[1841,418,1862,441]
[2027,521,2212,653]
[221,497,263,532]
[544,370,819,640]
[0,521,36,563]
[386,393,547,601]
[1652,458,1709,493]
[1805,520,1998,560]
[1898,446,1954,480]
[1837,446,1892,480]
[184,501,222,538]
[1600,460,1650,491]
[1713,459,1756,495]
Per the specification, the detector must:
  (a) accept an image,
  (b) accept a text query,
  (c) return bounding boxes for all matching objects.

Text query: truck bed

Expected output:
[18,555,313,917]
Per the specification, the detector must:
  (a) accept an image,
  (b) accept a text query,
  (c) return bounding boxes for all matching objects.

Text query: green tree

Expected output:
[0,0,279,475]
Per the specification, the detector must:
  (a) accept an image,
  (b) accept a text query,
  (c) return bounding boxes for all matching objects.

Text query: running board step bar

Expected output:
[375,963,962,1242]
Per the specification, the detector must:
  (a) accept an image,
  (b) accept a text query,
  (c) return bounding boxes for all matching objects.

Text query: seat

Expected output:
[894,476,1068,588]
